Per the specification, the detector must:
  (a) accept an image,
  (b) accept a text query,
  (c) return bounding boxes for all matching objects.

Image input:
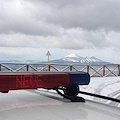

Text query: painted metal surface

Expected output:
[69,72,90,85]
[0,72,90,92]
[0,90,119,120]
[0,73,70,91]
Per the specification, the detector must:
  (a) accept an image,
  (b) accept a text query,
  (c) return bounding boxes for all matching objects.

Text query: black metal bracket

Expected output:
[0,91,9,93]
[56,88,85,102]
[55,87,120,103]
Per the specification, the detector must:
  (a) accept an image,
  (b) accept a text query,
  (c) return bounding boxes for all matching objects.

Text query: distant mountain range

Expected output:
[0,54,110,65]
[50,54,110,64]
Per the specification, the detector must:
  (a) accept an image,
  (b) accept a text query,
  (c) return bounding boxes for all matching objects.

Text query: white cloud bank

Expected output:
[0,0,120,63]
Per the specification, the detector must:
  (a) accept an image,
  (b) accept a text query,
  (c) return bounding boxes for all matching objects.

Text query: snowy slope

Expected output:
[63,54,81,62]
[63,54,106,64]
[80,77,120,107]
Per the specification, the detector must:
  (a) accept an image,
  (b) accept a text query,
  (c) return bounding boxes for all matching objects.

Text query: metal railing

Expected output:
[0,63,120,77]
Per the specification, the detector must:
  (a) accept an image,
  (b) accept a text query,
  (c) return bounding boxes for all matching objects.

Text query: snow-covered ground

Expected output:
[80,77,120,108]
[0,89,120,120]
[40,76,120,108]
[0,77,120,120]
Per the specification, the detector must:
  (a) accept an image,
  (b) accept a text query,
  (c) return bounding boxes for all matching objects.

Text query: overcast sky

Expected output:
[0,0,120,63]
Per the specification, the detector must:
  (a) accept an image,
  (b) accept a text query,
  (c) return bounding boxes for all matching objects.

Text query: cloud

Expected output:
[0,0,120,36]
[31,0,120,31]
[0,0,61,36]
[0,29,120,51]
[0,0,120,63]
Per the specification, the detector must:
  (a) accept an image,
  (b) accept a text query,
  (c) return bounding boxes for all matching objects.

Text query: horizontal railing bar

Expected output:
[0,63,119,66]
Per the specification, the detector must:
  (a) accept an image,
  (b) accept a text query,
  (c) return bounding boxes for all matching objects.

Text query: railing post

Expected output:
[118,64,120,76]
[48,64,50,71]
[27,64,29,71]
[0,64,1,71]
[70,65,72,71]
[103,65,105,76]
[87,65,89,73]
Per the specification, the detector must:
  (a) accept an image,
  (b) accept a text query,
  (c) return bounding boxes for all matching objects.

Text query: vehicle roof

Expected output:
[0,89,120,120]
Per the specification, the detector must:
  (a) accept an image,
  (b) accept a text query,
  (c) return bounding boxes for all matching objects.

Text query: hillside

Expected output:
[50,54,109,64]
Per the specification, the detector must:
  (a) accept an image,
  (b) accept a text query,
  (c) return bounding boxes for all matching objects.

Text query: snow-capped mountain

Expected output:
[51,54,109,64]
[63,54,82,63]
